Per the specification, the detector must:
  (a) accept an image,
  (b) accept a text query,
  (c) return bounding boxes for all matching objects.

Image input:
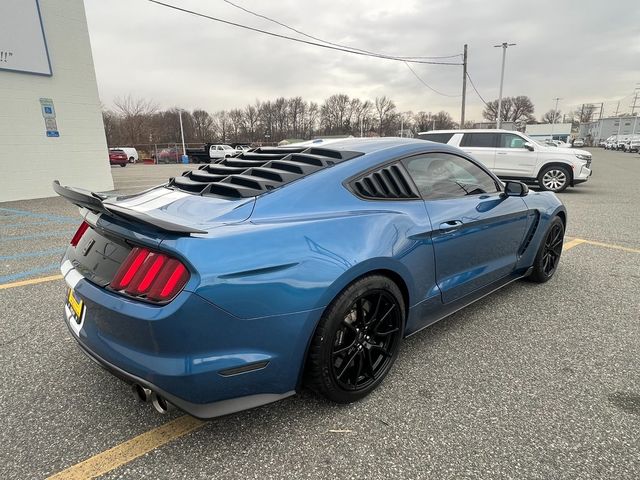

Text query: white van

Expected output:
[417,129,592,192]
[110,147,139,163]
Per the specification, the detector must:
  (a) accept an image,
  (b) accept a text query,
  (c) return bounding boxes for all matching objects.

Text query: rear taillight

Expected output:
[110,247,190,302]
[70,221,90,246]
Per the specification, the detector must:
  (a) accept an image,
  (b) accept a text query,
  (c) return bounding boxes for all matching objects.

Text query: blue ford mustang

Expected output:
[55,138,566,418]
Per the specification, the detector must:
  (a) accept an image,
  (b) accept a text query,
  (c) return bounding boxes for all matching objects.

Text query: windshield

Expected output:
[519,133,547,147]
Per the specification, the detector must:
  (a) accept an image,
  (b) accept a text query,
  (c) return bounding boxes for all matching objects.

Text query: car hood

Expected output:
[538,146,591,157]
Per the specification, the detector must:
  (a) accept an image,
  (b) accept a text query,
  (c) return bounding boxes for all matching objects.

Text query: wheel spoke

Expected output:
[363,348,376,379]
[352,350,363,386]
[375,327,400,337]
[371,304,396,332]
[333,339,357,356]
[336,350,359,380]
[370,344,392,358]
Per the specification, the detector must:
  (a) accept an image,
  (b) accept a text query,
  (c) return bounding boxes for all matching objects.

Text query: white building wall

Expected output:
[0,0,113,202]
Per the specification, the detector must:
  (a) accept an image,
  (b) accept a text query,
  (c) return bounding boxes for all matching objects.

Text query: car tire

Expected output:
[539,165,570,193]
[120,163,127,167]
[305,275,405,404]
[527,216,564,283]
[129,157,135,163]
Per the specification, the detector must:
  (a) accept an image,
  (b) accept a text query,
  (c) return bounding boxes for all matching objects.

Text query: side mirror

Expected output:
[523,142,534,151]
[502,180,529,197]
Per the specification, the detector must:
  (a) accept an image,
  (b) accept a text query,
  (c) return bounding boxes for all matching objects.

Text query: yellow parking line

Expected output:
[47,415,204,480]
[579,239,640,254]
[562,238,586,251]
[0,274,63,290]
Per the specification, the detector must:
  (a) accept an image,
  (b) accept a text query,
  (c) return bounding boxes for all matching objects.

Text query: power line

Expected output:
[221,0,463,61]
[465,71,489,107]
[146,0,463,65]
[403,62,461,97]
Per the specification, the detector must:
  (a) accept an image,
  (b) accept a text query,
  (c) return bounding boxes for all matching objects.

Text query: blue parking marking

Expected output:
[0,248,66,261]
[0,220,71,229]
[0,231,75,242]
[0,263,60,284]
[0,207,78,223]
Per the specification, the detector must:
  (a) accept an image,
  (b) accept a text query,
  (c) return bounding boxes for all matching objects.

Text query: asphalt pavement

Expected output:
[1,150,639,479]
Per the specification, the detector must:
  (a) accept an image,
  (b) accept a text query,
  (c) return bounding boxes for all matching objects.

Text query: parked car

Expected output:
[209,144,239,160]
[622,135,640,153]
[615,136,629,151]
[108,149,128,167]
[156,147,181,164]
[417,129,592,192]
[546,140,571,148]
[604,136,617,149]
[110,147,139,163]
[572,138,585,148]
[54,138,566,418]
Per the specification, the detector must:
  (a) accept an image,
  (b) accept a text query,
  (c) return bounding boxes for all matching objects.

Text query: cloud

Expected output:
[85,0,640,121]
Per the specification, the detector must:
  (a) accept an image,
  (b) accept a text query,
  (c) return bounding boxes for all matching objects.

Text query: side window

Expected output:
[499,133,526,149]
[402,153,500,200]
[416,132,454,144]
[459,133,498,148]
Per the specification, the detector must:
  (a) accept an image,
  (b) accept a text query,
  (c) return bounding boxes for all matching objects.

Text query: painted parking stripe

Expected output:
[0,274,63,290]
[0,207,78,223]
[46,415,204,480]
[562,238,586,251]
[0,231,74,242]
[0,247,65,261]
[0,263,60,284]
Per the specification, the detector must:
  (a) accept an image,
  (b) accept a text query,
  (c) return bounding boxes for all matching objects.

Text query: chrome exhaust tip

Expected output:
[151,392,171,414]
[132,384,152,403]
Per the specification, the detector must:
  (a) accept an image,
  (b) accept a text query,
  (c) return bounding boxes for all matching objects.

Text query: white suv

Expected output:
[417,129,592,192]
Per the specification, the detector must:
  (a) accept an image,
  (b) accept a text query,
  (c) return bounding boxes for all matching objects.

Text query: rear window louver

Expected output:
[169,146,363,198]
[351,163,420,200]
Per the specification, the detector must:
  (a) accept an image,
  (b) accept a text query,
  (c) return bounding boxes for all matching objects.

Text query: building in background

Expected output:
[0,0,113,202]
[579,115,639,144]
[525,123,573,142]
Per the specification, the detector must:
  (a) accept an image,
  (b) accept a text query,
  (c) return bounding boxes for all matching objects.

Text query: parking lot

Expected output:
[1,149,639,479]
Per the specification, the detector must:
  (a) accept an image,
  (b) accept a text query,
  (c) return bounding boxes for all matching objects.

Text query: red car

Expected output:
[109,149,128,167]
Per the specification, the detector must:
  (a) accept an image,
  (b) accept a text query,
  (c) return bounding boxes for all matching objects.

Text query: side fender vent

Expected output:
[519,211,541,255]
[351,163,420,200]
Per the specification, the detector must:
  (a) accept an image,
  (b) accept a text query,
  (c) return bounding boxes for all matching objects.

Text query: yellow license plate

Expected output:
[67,288,84,320]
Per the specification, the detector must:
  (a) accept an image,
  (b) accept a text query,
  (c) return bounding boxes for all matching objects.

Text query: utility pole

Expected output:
[494,42,516,129]
[359,116,363,138]
[614,101,620,117]
[551,97,561,140]
[631,87,639,137]
[460,44,468,128]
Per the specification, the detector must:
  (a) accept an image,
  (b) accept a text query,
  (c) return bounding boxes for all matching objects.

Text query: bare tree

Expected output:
[483,95,535,124]
[113,95,158,145]
[191,109,214,142]
[375,96,396,136]
[243,103,259,142]
[433,111,457,130]
[228,108,245,142]
[541,109,562,124]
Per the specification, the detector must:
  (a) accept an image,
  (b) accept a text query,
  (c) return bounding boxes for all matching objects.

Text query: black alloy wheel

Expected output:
[306,275,404,403]
[528,216,565,283]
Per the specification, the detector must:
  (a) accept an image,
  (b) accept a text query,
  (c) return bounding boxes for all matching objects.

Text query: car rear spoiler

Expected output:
[52,181,207,235]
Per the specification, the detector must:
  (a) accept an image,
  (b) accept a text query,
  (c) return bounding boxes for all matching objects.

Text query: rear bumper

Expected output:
[61,262,321,418]
[72,334,294,419]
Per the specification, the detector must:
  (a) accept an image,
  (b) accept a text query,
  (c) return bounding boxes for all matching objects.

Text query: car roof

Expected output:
[418,129,518,135]
[289,137,429,154]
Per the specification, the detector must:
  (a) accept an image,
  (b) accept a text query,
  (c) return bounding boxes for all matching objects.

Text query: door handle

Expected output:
[439,220,463,232]
[496,152,507,155]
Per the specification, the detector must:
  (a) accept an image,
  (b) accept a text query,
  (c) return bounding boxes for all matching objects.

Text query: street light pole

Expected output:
[551,97,561,140]
[494,42,516,129]
[178,110,186,156]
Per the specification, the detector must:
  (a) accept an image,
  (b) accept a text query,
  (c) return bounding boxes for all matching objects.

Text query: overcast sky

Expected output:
[84,0,640,122]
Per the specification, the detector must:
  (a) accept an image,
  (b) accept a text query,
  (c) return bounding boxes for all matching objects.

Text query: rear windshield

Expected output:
[417,132,454,144]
